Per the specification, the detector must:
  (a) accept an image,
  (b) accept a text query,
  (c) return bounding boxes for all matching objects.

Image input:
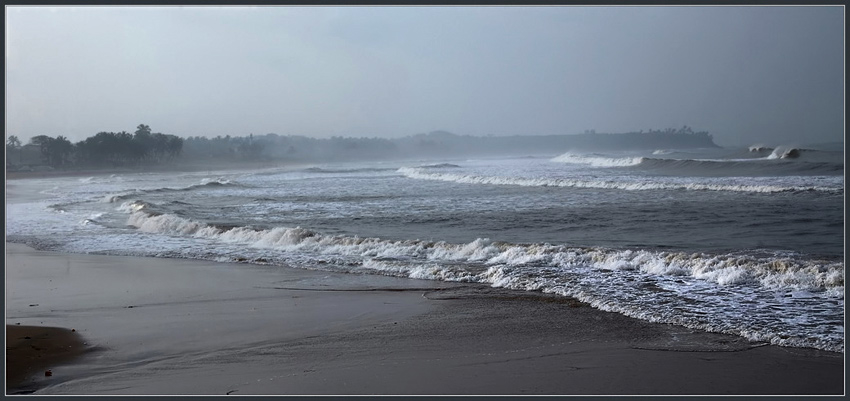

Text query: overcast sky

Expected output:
[5,6,844,147]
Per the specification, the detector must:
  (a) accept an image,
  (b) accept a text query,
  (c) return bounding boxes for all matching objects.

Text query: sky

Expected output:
[5,6,845,147]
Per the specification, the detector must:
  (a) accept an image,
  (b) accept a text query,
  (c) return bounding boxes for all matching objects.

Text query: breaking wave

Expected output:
[551,153,644,167]
[634,157,843,176]
[122,203,843,294]
[120,204,844,352]
[552,151,842,176]
[302,167,397,174]
[749,145,773,153]
[397,167,841,193]
[767,147,804,160]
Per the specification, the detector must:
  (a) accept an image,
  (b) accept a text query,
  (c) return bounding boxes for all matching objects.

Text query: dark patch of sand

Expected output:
[6,325,89,393]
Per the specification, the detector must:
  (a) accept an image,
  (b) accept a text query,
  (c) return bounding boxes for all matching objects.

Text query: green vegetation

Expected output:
[7,125,183,171]
[75,125,183,168]
[6,125,719,172]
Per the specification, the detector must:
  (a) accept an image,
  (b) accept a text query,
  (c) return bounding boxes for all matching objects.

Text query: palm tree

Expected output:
[6,135,21,149]
[51,136,74,168]
[6,135,22,164]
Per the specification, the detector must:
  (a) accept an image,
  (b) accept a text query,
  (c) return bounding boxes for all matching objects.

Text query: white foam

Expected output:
[124,207,844,295]
[114,195,845,353]
[551,153,645,167]
[767,146,802,160]
[128,211,205,235]
[397,167,841,193]
[200,177,233,186]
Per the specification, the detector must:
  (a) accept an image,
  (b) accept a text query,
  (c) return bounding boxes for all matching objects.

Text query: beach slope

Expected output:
[5,243,844,395]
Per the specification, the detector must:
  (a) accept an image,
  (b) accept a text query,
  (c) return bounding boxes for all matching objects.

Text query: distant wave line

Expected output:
[103,177,238,203]
[397,167,841,193]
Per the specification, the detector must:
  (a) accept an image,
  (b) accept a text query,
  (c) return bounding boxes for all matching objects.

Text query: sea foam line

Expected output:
[551,153,645,167]
[397,167,841,193]
[118,204,844,352]
[121,202,843,294]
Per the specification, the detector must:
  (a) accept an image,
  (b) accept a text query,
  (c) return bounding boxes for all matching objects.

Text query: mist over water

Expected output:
[6,145,844,353]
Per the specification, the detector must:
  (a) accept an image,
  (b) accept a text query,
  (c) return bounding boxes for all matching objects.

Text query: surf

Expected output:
[550,153,645,167]
[117,204,844,353]
[121,202,843,294]
[397,167,842,193]
[552,150,843,176]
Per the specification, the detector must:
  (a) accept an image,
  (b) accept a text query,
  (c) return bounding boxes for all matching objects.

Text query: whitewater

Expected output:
[6,146,845,353]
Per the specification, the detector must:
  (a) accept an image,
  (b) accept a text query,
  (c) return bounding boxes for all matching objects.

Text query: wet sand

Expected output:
[4,242,844,395]
[6,325,88,392]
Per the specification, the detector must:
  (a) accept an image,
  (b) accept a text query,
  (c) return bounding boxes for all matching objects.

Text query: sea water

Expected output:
[6,146,844,352]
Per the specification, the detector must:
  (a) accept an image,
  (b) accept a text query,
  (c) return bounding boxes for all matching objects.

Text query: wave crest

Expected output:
[551,153,644,167]
[123,206,843,294]
[103,178,239,203]
[116,205,844,352]
[397,167,840,193]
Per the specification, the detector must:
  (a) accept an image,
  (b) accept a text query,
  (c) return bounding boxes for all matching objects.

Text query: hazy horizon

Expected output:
[6,6,845,148]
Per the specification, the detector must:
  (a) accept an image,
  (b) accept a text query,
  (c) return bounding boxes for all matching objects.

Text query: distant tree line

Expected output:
[635,126,711,137]
[181,127,717,161]
[6,124,183,170]
[181,133,398,162]
[6,125,719,171]
[586,126,711,137]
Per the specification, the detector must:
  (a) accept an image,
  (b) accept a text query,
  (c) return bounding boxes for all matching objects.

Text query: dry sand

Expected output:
[4,242,845,395]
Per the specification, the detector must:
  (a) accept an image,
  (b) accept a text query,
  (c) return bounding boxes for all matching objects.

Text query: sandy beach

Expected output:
[4,242,844,395]
[6,5,845,397]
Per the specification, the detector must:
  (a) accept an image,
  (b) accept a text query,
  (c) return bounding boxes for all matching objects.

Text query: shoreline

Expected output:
[4,242,844,395]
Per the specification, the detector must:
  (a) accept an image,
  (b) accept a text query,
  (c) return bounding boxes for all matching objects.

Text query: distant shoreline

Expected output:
[6,130,723,178]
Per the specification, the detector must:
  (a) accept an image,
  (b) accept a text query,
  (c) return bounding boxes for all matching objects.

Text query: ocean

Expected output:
[6,145,844,353]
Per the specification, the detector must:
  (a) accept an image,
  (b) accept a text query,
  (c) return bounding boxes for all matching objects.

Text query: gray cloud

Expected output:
[5,6,844,147]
